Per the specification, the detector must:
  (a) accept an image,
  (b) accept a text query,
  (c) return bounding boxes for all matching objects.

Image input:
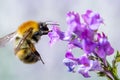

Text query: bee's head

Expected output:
[39,22,49,35]
[39,22,59,35]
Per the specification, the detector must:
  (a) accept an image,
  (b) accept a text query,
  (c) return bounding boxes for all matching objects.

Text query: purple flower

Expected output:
[82,10,103,30]
[65,11,81,40]
[65,11,97,51]
[76,27,97,54]
[66,11,81,27]
[63,50,78,72]
[95,33,114,58]
[78,55,102,78]
[48,10,115,79]
[81,39,96,54]
[68,38,82,48]
[48,26,64,46]
[79,27,95,40]
[63,58,76,72]
[63,51,102,78]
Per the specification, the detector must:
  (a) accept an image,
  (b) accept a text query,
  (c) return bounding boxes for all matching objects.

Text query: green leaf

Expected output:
[111,66,117,76]
[115,51,120,62]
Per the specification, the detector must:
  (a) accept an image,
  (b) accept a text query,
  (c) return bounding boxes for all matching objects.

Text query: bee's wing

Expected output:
[14,28,33,54]
[0,32,16,47]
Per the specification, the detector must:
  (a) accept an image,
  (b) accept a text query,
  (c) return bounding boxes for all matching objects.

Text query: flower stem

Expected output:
[100,57,120,80]
[93,52,120,80]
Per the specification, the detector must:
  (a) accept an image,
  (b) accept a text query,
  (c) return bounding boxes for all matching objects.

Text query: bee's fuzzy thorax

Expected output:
[17,21,40,37]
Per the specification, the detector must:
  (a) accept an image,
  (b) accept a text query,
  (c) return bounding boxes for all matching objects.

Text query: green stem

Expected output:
[100,57,120,80]
[106,61,120,80]
[93,52,120,80]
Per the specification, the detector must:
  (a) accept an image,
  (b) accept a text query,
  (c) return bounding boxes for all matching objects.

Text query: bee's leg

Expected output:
[38,53,45,64]
[32,48,45,64]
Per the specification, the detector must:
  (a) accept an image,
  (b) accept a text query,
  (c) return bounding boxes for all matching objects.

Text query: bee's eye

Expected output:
[40,26,49,31]
[39,22,49,35]
[39,23,49,31]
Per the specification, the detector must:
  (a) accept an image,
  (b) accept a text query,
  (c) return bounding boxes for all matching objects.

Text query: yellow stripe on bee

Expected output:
[16,49,30,60]
[16,49,26,60]
[17,21,39,37]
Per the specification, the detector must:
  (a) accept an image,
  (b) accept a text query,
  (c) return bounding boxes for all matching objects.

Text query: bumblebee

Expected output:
[0,21,57,64]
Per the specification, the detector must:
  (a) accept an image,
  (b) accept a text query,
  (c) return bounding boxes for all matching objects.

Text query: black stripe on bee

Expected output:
[15,36,21,40]
[32,31,41,43]
[23,51,40,63]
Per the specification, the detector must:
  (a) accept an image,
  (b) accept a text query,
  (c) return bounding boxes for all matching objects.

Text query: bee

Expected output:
[0,20,58,64]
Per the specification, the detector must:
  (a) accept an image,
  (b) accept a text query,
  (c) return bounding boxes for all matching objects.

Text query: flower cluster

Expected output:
[48,10,115,78]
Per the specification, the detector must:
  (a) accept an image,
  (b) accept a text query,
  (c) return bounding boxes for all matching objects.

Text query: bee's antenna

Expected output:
[39,21,59,27]
[45,20,53,22]
[46,23,59,26]
[43,20,59,26]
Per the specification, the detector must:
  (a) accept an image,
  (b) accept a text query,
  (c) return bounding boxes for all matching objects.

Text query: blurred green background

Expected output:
[0,0,120,80]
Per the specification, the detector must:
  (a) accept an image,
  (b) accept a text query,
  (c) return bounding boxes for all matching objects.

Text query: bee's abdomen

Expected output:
[16,49,40,64]
[24,51,40,63]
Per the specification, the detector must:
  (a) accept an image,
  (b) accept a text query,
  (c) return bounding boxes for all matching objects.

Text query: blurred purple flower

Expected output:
[95,33,114,58]
[63,58,76,72]
[79,27,95,40]
[82,10,103,30]
[81,39,96,54]
[68,38,82,48]
[66,11,81,28]
[48,10,115,78]
[63,52,102,78]
[78,55,102,78]
[65,11,81,40]
[63,50,78,72]
[48,26,64,46]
